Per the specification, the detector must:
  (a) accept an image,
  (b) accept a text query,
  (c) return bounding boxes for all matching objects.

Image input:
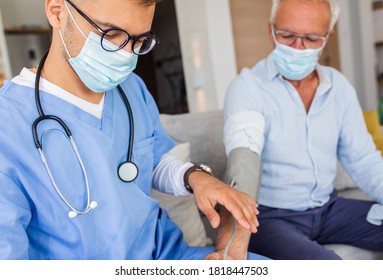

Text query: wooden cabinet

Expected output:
[229,0,273,72]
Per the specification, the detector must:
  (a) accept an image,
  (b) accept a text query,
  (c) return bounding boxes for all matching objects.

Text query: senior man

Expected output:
[224,0,383,259]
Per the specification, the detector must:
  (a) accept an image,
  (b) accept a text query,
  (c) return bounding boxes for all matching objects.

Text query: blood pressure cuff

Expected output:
[223,147,262,203]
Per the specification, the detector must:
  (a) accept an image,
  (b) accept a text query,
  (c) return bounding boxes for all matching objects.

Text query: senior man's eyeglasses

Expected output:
[273,25,328,49]
[65,0,159,54]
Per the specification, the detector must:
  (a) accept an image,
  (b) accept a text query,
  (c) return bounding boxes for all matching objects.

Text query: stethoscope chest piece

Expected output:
[118,161,139,182]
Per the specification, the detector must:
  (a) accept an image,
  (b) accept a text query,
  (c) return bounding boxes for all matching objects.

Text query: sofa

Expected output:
[151,109,383,260]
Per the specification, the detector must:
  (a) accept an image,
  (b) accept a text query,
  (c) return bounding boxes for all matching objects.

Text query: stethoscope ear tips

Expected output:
[67,201,98,218]
[68,211,78,219]
[90,201,98,209]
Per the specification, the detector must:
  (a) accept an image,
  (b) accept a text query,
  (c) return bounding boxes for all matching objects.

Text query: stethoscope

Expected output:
[33,51,139,218]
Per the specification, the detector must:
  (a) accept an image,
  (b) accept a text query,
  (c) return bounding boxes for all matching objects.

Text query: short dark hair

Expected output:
[136,0,161,7]
[135,0,161,7]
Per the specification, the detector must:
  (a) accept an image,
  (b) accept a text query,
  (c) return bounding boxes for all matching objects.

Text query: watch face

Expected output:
[199,164,213,175]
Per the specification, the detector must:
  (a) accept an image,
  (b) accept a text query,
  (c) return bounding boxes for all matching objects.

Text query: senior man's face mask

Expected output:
[271,26,327,81]
[58,1,138,93]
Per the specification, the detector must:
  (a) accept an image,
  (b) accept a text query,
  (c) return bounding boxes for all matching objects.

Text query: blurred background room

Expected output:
[0,0,382,118]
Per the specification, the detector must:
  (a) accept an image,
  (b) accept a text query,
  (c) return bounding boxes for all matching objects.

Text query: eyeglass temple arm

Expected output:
[65,0,105,35]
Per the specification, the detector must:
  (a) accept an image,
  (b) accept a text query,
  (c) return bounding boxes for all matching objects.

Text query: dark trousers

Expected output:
[249,192,383,260]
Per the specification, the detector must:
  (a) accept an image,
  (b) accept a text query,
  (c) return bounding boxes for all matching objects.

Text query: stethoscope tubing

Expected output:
[117,84,134,164]
[33,52,73,149]
[33,50,137,218]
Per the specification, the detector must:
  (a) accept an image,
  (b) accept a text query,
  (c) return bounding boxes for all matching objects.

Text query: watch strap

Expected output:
[183,164,214,193]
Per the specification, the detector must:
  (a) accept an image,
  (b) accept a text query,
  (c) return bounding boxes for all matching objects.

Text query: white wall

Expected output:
[205,0,237,110]
[174,0,237,112]
[327,0,378,111]
[0,7,11,79]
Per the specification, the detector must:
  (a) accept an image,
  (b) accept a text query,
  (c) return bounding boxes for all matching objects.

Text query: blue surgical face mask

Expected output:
[272,40,323,81]
[59,30,138,93]
[59,2,138,93]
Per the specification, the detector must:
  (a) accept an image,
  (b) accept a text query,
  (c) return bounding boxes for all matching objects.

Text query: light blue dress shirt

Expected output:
[224,54,383,217]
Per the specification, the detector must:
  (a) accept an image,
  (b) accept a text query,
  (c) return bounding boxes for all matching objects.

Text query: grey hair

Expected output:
[270,0,341,31]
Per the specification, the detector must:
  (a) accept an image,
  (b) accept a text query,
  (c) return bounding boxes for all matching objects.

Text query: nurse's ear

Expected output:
[46,0,65,29]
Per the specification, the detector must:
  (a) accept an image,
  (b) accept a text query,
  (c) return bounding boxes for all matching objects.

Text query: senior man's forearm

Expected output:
[214,207,254,260]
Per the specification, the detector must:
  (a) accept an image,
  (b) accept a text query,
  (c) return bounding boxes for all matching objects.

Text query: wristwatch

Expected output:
[183,164,214,193]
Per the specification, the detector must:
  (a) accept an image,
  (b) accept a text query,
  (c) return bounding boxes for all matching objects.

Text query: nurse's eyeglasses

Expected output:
[65,0,159,54]
[273,25,328,49]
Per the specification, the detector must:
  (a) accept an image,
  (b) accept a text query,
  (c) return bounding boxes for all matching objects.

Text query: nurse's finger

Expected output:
[203,186,257,232]
[218,190,258,232]
[195,198,221,229]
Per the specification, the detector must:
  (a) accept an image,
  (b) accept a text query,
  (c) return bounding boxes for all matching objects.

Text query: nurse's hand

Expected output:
[187,171,259,233]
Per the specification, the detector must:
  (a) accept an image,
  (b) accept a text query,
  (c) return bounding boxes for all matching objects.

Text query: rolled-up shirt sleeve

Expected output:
[152,153,193,196]
[224,68,266,157]
[224,111,265,156]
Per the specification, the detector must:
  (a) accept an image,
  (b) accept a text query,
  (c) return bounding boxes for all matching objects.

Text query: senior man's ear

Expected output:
[46,0,66,29]
[327,29,335,41]
[268,22,276,48]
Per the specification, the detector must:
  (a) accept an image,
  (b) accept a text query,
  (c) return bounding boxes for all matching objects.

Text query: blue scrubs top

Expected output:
[0,73,206,259]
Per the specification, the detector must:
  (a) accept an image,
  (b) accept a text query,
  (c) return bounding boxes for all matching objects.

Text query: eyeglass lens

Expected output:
[66,0,158,54]
[275,31,325,49]
[101,29,158,54]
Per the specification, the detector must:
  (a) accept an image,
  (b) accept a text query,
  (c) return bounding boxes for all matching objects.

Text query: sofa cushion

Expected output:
[160,110,227,180]
[324,244,383,260]
[150,189,209,246]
